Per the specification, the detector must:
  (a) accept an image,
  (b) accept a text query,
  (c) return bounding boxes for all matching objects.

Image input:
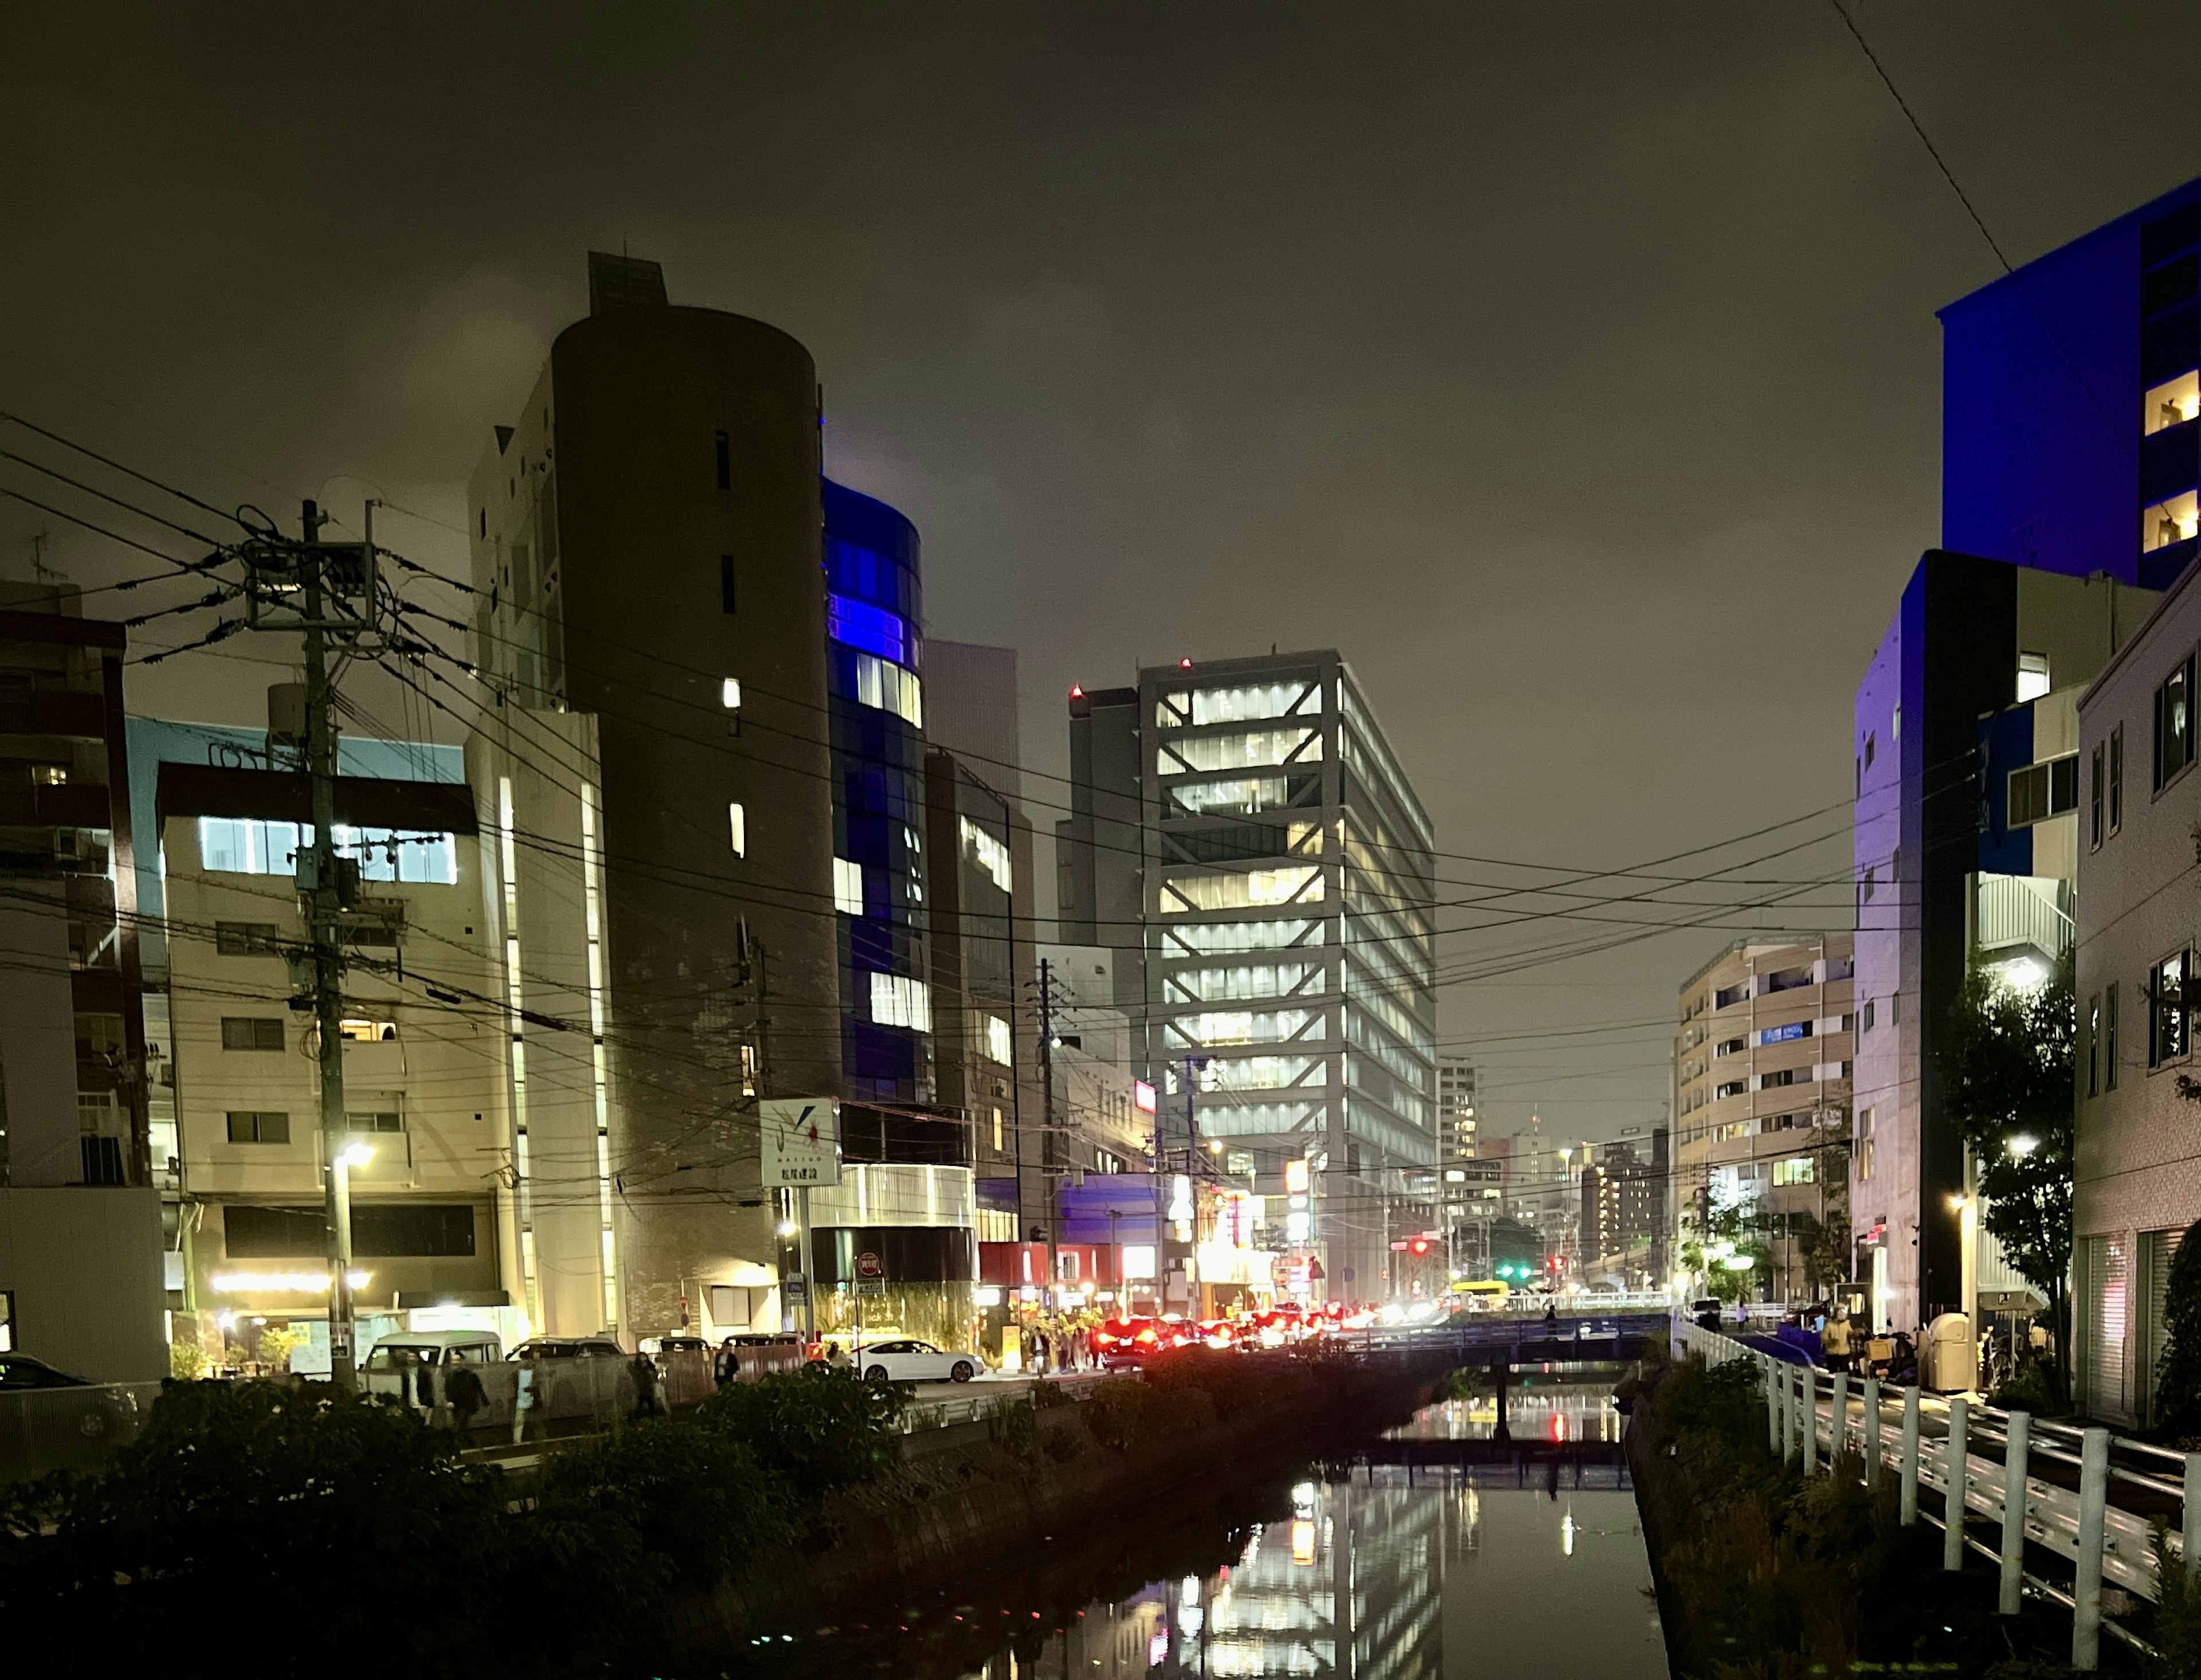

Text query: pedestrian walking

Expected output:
[1823,1311,1854,1374]
[511,1359,536,1446]
[630,1350,663,1419]
[445,1360,487,1433]
[713,1336,740,1389]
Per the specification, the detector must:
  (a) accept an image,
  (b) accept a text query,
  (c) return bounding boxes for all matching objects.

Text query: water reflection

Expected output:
[779,1385,1665,1680]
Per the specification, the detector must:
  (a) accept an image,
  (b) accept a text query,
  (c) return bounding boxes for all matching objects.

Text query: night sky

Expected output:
[5,5,2197,1146]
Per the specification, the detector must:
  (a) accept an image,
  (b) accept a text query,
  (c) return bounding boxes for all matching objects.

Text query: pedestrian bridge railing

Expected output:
[1673,1315,2192,1671]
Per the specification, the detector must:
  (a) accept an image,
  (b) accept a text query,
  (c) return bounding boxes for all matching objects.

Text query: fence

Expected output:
[1674,1315,2194,1669]
[0,1381,164,1485]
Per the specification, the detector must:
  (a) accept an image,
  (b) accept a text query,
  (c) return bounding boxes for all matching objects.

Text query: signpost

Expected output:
[852,1251,886,1366]
[761,1099,840,1344]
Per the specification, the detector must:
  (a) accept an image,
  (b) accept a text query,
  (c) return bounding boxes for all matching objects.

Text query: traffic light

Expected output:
[1408,1237,1431,1256]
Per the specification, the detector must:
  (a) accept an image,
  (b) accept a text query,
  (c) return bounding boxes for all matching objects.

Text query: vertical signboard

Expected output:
[760,1098,842,1187]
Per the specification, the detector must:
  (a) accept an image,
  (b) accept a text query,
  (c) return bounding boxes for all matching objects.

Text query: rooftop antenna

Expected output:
[29,527,62,584]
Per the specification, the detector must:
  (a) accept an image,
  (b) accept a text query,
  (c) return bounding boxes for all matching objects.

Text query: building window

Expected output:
[1714,1080,1745,1101]
[990,1108,1004,1153]
[959,816,1013,894]
[2088,993,2101,1096]
[197,817,456,884]
[215,921,281,957]
[1772,1157,1815,1187]
[2008,754,2080,825]
[2146,489,2199,555]
[78,1135,124,1184]
[220,1017,286,1052]
[853,653,923,728]
[727,802,746,858]
[1861,866,1874,905]
[2156,656,2196,791]
[1862,998,1875,1032]
[1160,866,1322,914]
[982,1015,1013,1066]
[1760,1068,1799,1089]
[2107,984,2120,1089]
[870,973,932,1032]
[833,857,864,917]
[226,1111,291,1145]
[1715,1036,1745,1056]
[714,429,731,491]
[2152,951,2191,1068]
[2148,370,2201,436]
[2112,726,2125,831]
[347,1111,404,1134]
[720,554,738,614]
[337,1019,397,1043]
[2092,744,2106,849]
[1865,732,1875,771]
[2016,652,2051,702]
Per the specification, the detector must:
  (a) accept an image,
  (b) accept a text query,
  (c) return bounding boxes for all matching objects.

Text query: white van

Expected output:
[362,1330,504,1407]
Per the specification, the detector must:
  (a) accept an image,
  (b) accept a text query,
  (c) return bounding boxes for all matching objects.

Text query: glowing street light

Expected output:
[337,1141,375,1170]
[2007,1134,2039,1160]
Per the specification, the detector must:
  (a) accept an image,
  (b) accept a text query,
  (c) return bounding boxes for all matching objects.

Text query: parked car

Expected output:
[0,1352,89,1389]
[362,1332,504,1407]
[507,1336,624,1361]
[851,1338,982,1384]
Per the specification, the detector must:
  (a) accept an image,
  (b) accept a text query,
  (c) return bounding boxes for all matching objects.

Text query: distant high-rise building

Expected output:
[1674,935,1854,1302]
[1436,1057,1477,1161]
[1059,649,1437,1302]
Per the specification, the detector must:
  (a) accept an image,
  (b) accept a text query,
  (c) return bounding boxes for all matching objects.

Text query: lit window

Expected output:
[853,653,923,727]
[1158,728,1320,775]
[721,677,742,710]
[2147,370,2201,436]
[2156,657,2196,791]
[985,1014,1013,1066]
[727,802,746,857]
[833,857,864,917]
[2007,754,2080,825]
[870,972,932,1032]
[196,817,456,884]
[1772,1158,1815,1187]
[1153,683,1320,728]
[1160,866,1322,914]
[1167,777,1291,817]
[990,1108,1004,1152]
[2151,950,2190,1068]
[2146,489,2199,554]
[2016,652,2051,702]
[959,816,1013,894]
[338,1019,398,1043]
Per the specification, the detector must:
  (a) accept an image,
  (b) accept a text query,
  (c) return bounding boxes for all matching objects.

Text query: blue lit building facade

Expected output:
[823,480,941,1138]
[1847,180,2200,1333]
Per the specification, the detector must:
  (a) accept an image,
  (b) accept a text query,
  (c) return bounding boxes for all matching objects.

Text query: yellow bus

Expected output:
[1451,1279,1511,1311]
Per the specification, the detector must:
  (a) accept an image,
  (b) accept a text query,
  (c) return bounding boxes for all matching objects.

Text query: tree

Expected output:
[1680,1189,1772,1304]
[2151,1219,2201,1437]
[1938,952,2075,1400]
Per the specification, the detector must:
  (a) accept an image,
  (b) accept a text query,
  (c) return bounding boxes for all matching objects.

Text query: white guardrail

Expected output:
[1674,1316,2196,1670]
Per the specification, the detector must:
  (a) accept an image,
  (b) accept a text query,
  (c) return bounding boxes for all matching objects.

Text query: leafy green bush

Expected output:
[1041,1422,1087,1463]
[989,1395,1039,1456]
[1434,1366,1491,1403]
[539,1419,785,1589]
[1986,1353,2071,1420]
[692,1364,904,1507]
[1084,1376,1217,1449]
[1030,1379,1074,1410]
[2157,1219,2201,1439]
[0,1379,520,1668]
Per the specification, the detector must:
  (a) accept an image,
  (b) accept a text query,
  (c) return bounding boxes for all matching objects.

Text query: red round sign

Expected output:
[856,1251,883,1278]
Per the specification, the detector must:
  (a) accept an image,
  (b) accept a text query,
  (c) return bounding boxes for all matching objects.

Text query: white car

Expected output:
[852,1338,984,1384]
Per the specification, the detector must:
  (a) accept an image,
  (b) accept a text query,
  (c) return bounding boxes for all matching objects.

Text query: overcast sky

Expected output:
[4,5,2197,1145]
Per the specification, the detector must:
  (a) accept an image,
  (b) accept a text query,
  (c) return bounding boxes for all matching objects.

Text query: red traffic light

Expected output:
[1408,1238,1431,1255]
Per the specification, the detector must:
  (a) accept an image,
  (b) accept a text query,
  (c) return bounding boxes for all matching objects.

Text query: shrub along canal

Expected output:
[750,1376,1666,1678]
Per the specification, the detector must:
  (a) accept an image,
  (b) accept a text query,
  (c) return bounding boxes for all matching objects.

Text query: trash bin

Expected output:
[1922,1311,1976,1393]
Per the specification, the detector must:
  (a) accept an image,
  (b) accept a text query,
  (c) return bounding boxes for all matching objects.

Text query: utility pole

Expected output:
[1037,957,1060,1317]
[303,499,355,1390]
[241,499,386,1391]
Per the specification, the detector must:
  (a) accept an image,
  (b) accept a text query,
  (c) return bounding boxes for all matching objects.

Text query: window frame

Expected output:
[2091,743,2105,849]
[2112,725,2125,832]
[225,1110,292,1145]
[2150,949,2192,1071]
[220,1016,287,1052]
[2156,653,2197,795]
[2107,983,2120,1089]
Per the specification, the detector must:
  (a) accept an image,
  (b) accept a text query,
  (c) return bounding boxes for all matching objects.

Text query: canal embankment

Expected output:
[673,1345,1452,1655]
[1626,1348,2125,1677]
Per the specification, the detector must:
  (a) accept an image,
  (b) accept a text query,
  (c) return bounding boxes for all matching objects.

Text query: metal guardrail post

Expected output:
[1781,1364,1797,1465]
[1944,1395,1969,1571]
[1900,1384,1921,1526]
[1999,1411,2029,1616]
[2186,1452,2201,1589]
[1831,1370,1849,1469]
[1765,1357,1780,1455]
[1801,1366,1817,1476]
[1863,1377,1881,1490]
[2073,1427,2109,1671]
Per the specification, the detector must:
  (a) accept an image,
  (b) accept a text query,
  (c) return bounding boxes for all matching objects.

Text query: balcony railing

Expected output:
[1976,873,2071,962]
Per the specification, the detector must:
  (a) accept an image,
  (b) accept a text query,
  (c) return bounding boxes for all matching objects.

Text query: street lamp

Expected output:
[2007,1134,2039,1160]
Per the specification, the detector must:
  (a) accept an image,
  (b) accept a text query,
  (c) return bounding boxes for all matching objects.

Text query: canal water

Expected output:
[765,1378,1668,1679]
